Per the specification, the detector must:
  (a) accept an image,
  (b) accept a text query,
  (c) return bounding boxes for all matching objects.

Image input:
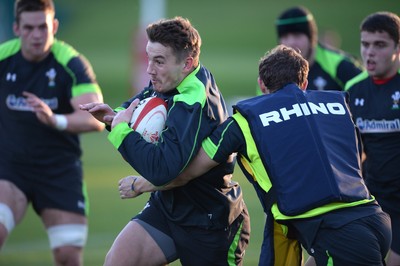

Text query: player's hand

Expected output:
[118,175,143,199]
[111,99,139,129]
[79,102,115,125]
[23,91,55,127]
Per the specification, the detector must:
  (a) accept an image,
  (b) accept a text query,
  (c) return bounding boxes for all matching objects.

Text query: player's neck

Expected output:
[372,61,399,84]
[372,73,397,85]
[306,47,316,66]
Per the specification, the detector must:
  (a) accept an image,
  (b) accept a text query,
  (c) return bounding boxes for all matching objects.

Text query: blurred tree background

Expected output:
[53,0,400,105]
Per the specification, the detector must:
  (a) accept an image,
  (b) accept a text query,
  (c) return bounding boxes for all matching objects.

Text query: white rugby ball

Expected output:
[130,96,167,143]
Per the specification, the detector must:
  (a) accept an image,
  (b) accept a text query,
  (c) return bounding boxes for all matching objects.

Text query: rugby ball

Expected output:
[130,96,167,143]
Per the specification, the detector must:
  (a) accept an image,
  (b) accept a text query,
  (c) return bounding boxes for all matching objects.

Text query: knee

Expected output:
[53,245,83,266]
[0,225,8,249]
[0,203,15,248]
[47,224,87,265]
[103,244,123,266]
[103,249,113,266]
[47,224,88,249]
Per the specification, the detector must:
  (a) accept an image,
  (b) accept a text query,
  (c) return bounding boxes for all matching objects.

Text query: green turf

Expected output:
[1,1,399,265]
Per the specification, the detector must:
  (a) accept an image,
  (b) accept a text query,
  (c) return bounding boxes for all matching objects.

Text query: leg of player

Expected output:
[104,220,168,266]
[0,180,28,249]
[304,256,316,266]
[387,250,400,266]
[41,209,87,266]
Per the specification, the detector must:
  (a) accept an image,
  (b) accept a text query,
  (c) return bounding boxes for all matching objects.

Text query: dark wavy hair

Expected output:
[259,45,309,93]
[146,16,202,65]
[361,11,400,45]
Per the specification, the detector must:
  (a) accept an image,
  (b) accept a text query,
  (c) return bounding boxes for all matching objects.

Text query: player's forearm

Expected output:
[131,148,219,196]
[133,176,159,193]
[63,111,105,133]
[69,93,105,133]
[153,148,220,191]
[134,175,187,194]
[113,131,193,186]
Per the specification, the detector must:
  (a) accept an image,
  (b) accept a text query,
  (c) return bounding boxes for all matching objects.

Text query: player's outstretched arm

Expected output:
[79,102,117,125]
[69,92,105,133]
[24,91,104,133]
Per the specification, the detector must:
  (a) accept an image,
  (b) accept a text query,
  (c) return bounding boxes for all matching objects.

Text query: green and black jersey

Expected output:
[308,43,363,91]
[346,71,400,186]
[0,38,101,165]
[108,64,244,229]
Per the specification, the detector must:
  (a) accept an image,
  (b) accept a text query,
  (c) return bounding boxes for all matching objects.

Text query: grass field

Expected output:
[1,1,399,265]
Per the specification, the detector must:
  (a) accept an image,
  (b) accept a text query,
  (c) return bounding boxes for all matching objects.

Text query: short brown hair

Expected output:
[361,11,400,45]
[14,0,55,24]
[146,16,202,65]
[259,45,309,93]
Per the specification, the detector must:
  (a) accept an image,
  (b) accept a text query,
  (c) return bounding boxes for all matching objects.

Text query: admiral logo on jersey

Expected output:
[356,117,400,133]
[259,101,346,127]
[6,94,59,111]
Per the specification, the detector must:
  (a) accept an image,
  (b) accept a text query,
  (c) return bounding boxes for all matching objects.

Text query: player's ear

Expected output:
[52,18,59,35]
[300,79,308,91]
[182,57,194,72]
[395,42,400,53]
[13,22,20,37]
[258,77,268,94]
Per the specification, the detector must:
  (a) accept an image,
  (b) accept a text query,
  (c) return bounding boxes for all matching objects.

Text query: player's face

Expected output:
[361,30,400,79]
[279,33,312,61]
[14,11,58,62]
[146,41,187,93]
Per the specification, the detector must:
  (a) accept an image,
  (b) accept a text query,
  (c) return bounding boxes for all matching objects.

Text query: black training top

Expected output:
[308,43,363,91]
[346,71,400,185]
[0,38,101,165]
[108,64,244,229]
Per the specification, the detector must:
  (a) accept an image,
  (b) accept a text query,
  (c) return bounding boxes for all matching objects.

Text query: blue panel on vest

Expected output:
[235,84,370,215]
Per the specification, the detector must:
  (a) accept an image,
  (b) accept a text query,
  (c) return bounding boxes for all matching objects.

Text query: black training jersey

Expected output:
[108,64,244,229]
[0,39,101,165]
[308,43,363,91]
[346,71,400,184]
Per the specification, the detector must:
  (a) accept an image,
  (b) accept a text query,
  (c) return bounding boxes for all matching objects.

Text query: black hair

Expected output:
[361,11,400,45]
[276,6,318,46]
[14,0,55,23]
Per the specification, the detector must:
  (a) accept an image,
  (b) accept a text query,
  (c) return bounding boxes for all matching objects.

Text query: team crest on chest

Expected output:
[391,91,400,110]
[313,76,327,90]
[46,68,57,87]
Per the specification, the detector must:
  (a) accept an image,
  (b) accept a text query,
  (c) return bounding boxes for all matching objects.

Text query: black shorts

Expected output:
[367,179,400,254]
[374,195,400,254]
[0,159,87,216]
[311,212,391,266]
[134,198,250,266]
